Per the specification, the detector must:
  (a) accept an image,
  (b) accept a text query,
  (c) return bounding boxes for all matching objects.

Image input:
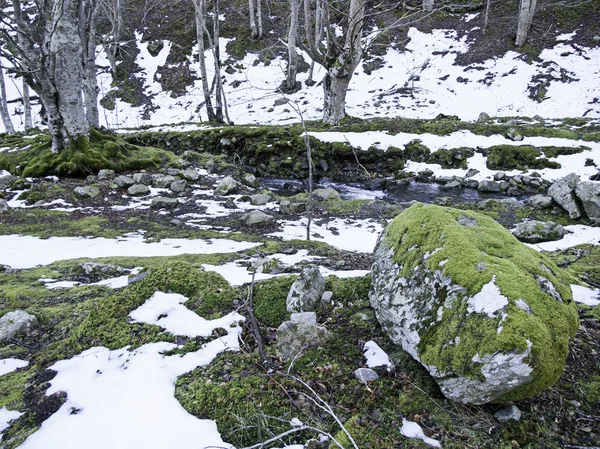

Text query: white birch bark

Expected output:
[212,0,223,122]
[249,0,258,39]
[285,0,299,91]
[257,0,263,38]
[191,0,216,121]
[0,67,15,134]
[81,0,100,128]
[423,0,434,11]
[22,79,32,131]
[516,0,537,47]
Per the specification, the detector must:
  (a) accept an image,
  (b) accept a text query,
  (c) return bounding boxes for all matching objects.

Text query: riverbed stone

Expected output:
[150,197,179,210]
[477,180,501,192]
[74,186,101,199]
[250,193,272,205]
[242,210,273,226]
[275,320,333,362]
[313,188,341,201]
[528,194,554,209]
[215,176,239,195]
[287,265,325,312]
[0,199,9,212]
[575,181,600,223]
[279,200,306,214]
[153,175,177,189]
[181,168,200,182]
[369,204,579,404]
[97,169,115,181]
[512,220,569,243]
[170,179,187,193]
[0,174,17,190]
[114,175,135,189]
[127,184,150,196]
[133,173,153,185]
[0,310,39,341]
[548,173,582,219]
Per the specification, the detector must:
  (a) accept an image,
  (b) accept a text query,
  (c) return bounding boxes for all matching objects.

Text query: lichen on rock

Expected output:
[369,203,579,404]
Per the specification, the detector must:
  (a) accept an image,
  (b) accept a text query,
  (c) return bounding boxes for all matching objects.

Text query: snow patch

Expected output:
[0,358,29,376]
[571,284,600,306]
[467,276,509,317]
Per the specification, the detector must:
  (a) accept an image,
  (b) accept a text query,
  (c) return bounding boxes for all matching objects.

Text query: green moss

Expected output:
[580,375,600,402]
[483,145,560,170]
[252,276,296,328]
[0,368,31,410]
[382,204,579,401]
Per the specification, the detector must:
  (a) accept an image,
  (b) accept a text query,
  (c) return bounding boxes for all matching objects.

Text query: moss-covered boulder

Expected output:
[369,204,579,404]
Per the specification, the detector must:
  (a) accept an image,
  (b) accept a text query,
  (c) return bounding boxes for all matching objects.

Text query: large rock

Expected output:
[152,175,177,189]
[575,181,600,223]
[0,310,39,341]
[527,194,554,209]
[547,173,582,219]
[151,197,179,210]
[74,186,101,199]
[0,199,10,212]
[114,175,135,189]
[97,169,115,181]
[215,176,239,195]
[127,184,150,196]
[512,220,569,243]
[313,188,340,201]
[242,210,273,226]
[287,265,325,312]
[0,173,17,190]
[369,204,578,405]
[250,193,272,206]
[181,168,200,182]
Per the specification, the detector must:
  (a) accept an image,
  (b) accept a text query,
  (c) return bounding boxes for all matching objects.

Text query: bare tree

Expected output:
[22,78,32,130]
[1,0,97,151]
[81,0,101,128]
[306,0,323,85]
[284,0,300,91]
[516,0,537,46]
[98,0,123,76]
[423,0,434,11]
[248,0,263,39]
[0,66,15,133]
[191,0,217,121]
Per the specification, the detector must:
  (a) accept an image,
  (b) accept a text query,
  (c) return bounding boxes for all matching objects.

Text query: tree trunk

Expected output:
[322,70,351,125]
[81,0,100,128]
[192,0,216,121]
[257,0,263,38]
[516,0,537,47]
[249,0,258,39]
[22,79,32,131]
[48,0,90,150]
[307,0,323,85]
[212,0,224,122]
[423,0,434,11]
[0,67,15,134]
[285,0,299,91]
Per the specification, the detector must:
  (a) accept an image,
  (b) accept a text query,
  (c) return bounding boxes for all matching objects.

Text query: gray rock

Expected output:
[165,168,181,176]
[477,180,501,192]
[512,220,569,243]
[127,184,150,196]
[80,262,128,277]
[354,368,379,384]
[506,128,524,142]
[152,175,177,189]
[242,210,274,226]
[465,169,480,179]
[215,176,239,195]
[287,265,325,312]
[250,193,272,205]
[181,168,200,182]
[275,320,333,362]
[477,112,490,122]
[290,312,317,325]
[369,204,579,405]
[97,169,116,181]
[321,291,333,304]
[279,200,306,214]
[313,188,340,201]
[274,98,289,106]
[547,173,582,219]
[74,186,101,199]
[0,310,39,341]
[439,181,461,190]
[0,174,17,190]
[528,194,554,209]
[494,172,506,181]
[170,179,187,193]
[575,181,600,222]
[114,175,135,189]
[133,173,153,185]
[494,405,522,422]
[150,197,179,210]
[0,199,10,212]
[243,173,258,187]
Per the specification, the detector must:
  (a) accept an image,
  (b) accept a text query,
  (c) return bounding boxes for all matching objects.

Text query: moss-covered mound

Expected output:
[0,129,178,178]
[370,203,579,404]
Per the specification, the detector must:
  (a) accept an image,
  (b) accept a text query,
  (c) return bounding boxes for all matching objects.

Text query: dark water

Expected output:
[262,177,528,205]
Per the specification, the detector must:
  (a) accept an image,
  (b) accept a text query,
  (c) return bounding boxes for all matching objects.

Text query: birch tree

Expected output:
[1,0,97,151]
[0,66,15,133]
[191,0,217,121]
[285,0,300,91]
[248,0,263,39]
[98,0,123,76]
[22,78,31,130]
[423,0,434,11]
[516,0,537,47]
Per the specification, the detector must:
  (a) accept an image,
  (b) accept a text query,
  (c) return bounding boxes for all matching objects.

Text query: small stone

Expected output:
[494,405,522,422]
[506,128,524,142]
[273,98,289,106]
[181,168,200,182]
[465,168,480,178]
[150,197,179,210]
[165,168,180,176]
[114,175,135,189]
[279,201,306,214]
[133,173,153,185]
[275,321,332,362]
[287,265,325,312]
[170,180,187,193]
[152,175,177,189]
[243,173,258,187]
[215,176,239,195]
[97,169,115,181]
[0,199,9,212]
[250,193,271,205]
[127,184,150,196]
[74,186,101,199]
[242,210,273,226]
[494,172,506,181]
[313,188,340,201]
[321,291,333,304]
[290,312,317,325]
[0,174,17,190]
[477,112,490,122]
[354,368,379,384]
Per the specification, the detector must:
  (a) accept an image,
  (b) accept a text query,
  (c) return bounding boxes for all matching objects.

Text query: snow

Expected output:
[526,225,600,252]
[0,358,29,376]
[400,418,441,448]
[571,284,600,306]
[0,234,261,269]
[467,277,509,317]
[270,218,383,253]
[0,408,23,440]
[363,341,393,369]
[40,268,144,290]
[17,292,243,449]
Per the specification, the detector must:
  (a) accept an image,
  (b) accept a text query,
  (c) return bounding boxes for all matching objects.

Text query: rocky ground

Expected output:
[0,121,599,449]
